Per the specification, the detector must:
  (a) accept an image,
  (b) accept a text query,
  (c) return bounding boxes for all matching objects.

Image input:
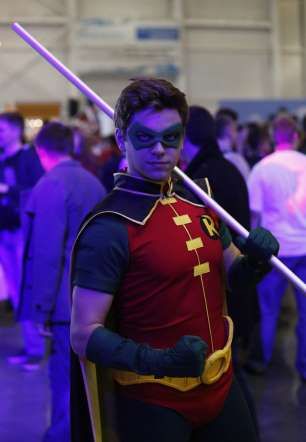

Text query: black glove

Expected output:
[234,227,279,263]
[228,227,279,291]
[86,327,207,378]
[160,335,207,377]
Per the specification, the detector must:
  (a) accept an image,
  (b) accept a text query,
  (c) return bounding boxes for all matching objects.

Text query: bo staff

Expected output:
[12,22,306,294]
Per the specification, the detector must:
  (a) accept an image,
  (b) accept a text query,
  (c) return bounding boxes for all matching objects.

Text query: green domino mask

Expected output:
[127,122,184,150]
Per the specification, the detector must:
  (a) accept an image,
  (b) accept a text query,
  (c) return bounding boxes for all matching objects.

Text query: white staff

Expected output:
[11,22,306,294]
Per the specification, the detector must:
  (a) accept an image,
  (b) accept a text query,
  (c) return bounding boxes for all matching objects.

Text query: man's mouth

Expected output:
[148,161,170,166]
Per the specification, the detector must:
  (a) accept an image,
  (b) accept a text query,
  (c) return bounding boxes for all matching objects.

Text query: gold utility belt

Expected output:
[112,316,233,392]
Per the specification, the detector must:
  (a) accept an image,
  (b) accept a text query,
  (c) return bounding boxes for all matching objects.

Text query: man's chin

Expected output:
[145,171,171,183]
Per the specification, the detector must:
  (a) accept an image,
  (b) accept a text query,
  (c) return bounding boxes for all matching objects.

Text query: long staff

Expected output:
[11,22,306,294]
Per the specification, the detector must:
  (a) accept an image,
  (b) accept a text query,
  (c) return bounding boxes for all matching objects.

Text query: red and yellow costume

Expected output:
[71,173,233,440]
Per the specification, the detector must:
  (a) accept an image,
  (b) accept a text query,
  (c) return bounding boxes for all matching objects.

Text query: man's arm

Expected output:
[70,285,207,377]
[70,286,113,357]
[226,227,279,291]
[223,241,241,273]
[31,178,67,322]
[71,216,208,377]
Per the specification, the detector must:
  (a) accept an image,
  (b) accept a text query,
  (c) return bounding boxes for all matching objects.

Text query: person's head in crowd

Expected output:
[302,114,306,133]
[272,115,299,150]
[215,107,238,123]
[258,124,273,157]
[215,115,237,153]
[0,112,25,153]
[70,125,86,159]
[242,122,263,167]
[34,121,74,171]
[246,122,261,152]
[182,105,220,167]
[276,106,289,116]
[236,123,249,155]
[114,77,188,183]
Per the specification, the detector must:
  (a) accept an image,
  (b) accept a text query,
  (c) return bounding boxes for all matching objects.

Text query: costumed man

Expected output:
[70,78,279,442]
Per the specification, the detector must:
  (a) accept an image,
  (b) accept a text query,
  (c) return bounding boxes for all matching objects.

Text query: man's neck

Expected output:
[218,138,232,154]
[275,142,294,152]
[44,155,71,172]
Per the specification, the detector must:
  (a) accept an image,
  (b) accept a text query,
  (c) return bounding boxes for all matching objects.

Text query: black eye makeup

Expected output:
[127,122,184,150]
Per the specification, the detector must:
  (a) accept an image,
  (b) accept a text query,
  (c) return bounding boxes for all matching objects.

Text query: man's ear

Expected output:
[115,128,126,153]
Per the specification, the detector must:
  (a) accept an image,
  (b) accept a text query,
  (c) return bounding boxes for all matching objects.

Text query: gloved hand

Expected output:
[156,335,207,377]
[235,227,279,263]
[86,327,208,378]
[228,228,280,291]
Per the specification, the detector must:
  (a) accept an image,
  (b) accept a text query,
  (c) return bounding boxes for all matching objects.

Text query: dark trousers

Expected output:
[257,255,306,377]
[116,378,258,442]
[43,325,70,442]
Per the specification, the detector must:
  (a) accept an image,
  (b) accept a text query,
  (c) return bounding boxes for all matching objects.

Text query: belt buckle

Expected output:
[201,347,231,385]
[201,316,233,385]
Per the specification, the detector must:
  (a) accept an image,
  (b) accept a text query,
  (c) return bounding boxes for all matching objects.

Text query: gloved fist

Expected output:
[235,227,279,263]
[161,335,208,378]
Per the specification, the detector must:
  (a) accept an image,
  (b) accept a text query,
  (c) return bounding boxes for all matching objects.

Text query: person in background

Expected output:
[215,107,239,124]
[17,121,105,441]
[70,78,279,442]
[0,112,46,370]
[215,115,250,181]
[0,112,43,312]
[182,106,250,237]
[243,122,272,168]
[97,134,123,192]
[247,115,306,381]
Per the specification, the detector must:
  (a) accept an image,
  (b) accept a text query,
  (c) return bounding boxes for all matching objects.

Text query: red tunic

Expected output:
[114,195,233,426]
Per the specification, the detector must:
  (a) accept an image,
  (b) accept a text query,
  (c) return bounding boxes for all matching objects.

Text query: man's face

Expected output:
[117,108,184,182]
[0,120,20,150]
[228,120,238,144]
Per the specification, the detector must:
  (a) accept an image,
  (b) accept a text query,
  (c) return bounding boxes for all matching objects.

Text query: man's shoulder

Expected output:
[30,173,61,203]
[60,161,103,184]
[248,155,271,176]
[76,211,127,251]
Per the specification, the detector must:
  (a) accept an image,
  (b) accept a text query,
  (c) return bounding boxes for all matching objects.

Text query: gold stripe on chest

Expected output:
[160,197,178,205]
[186,237,203,251]
[194,262,210,277]
[173,214,192,226]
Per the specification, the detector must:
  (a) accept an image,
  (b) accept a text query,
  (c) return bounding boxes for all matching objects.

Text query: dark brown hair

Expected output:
[114,78,188,135]
[35,121,74,154]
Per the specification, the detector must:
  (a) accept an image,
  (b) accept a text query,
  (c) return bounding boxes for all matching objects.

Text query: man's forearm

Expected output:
[73,325,207,378]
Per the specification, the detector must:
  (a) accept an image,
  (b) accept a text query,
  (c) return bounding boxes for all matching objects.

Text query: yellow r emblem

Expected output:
[200,215,220,239]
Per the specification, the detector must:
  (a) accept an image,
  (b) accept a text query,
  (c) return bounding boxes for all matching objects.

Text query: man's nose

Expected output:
[151,141,165,154]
